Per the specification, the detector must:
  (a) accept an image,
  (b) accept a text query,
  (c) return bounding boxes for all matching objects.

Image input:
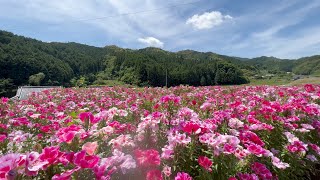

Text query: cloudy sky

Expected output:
[0,0,320,58]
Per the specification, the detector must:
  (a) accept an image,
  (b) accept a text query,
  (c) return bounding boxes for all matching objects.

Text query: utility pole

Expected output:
[165,68,168,88]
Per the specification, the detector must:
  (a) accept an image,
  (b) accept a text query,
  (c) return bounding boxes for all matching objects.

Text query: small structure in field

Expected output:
[10,86,62,100]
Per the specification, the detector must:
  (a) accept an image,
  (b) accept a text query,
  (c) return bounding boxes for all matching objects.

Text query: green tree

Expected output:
[28,72,45,86]
[200,76,206,86]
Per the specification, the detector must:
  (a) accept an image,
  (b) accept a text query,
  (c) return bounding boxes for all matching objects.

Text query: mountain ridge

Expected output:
[1,29,320,97]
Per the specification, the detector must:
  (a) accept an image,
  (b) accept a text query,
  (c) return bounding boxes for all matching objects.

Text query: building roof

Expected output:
[11,86,61,100]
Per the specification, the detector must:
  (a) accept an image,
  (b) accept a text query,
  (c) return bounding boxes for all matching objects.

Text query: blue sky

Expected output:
[0,0,320,59]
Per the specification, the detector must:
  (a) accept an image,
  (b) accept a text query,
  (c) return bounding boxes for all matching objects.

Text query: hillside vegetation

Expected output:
[1,30,319,96]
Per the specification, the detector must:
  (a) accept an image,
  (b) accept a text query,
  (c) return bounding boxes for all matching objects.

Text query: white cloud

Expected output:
[186,11,233,30]
[138,37,164,48]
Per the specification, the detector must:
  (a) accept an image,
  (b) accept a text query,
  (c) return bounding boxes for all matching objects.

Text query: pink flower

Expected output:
[175,172,192,180]
[162,165,171,177]
[287,141,307,154]
[73,150,100,169]
[223,143,237,154]
[146,169,162,180]
[247,144,270,157]
[0,154,25,179]
[52,167,81,180]
[309,143,320,155]
[200,102,212,110]
[25,152,48,176]
[134,149,160,167]
[228,118,244,129]
[235,148,250,159]
[82,141,98,155]
[271,156,290,169]
[56,125,82,144]
[198,156,213,172]
[161,145,174,159]
[93,158,116,179]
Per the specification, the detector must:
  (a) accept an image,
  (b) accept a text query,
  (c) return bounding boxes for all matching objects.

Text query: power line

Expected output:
[2,0,203,31]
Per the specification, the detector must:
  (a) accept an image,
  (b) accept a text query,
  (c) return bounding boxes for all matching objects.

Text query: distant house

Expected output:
[10,86,61,100]
[265,74,275,77]
[292,75,306,81]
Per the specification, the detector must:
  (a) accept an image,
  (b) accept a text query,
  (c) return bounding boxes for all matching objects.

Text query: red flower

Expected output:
[183,122,201,134]
[146,169,163,180]
[134,149,161,167]
[198,156,212,172]
[304,84,315,92]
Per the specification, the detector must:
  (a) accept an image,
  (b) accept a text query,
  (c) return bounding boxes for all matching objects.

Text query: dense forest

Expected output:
[1,30,320,97]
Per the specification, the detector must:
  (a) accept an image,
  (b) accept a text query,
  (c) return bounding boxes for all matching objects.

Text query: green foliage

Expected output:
[293,55,320,75]
[70,76,88,87]
[28,72,45,86]
[1,29,319,97]
[0,78,15,97]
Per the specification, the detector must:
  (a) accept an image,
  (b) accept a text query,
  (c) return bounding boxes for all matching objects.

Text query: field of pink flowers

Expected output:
[1,85,320,180]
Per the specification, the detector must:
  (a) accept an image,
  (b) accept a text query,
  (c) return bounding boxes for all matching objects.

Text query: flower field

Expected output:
[1,85,320,180]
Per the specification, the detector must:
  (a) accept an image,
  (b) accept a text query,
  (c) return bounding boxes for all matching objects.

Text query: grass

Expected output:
[248,78,291,85]
[288,77,320,85]
[248,76,320,86]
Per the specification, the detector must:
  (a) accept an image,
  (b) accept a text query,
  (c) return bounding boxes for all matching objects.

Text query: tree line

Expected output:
[1,30,319,97]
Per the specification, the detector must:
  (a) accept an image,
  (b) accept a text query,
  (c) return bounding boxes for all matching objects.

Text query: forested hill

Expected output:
[0,30,319,96]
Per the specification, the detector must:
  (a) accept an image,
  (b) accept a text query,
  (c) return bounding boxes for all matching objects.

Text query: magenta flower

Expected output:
[198,156,213,172]
[247,144,270,157]
[251,162,273,179]
[56,125,82,143]
[25,152,48,176]
[0,154,25,179]
[240,131,265,146]
[79,112,97,124]
[183,122,201,134]
[39,146,62,165]
[1,97,9,104]
[175,172,192,180]
[237,173,259,180]
[0,134,6,142]
[73,150,100,169]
